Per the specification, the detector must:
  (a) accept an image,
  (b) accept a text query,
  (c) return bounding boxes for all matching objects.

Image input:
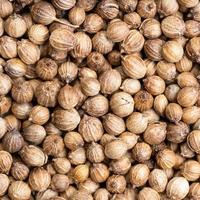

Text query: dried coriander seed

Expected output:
[0,0,200,198]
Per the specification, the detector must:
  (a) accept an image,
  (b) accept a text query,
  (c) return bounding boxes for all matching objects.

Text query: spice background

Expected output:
[0,0,200,199]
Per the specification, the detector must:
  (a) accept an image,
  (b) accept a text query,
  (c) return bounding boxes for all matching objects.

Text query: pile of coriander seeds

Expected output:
[0,0,200,199]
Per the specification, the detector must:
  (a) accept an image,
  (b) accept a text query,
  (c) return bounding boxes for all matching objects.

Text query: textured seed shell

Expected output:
[90,163,109,183]
[43,134,65,157]
[157,0,179,17]
[122,55,146,79]
[156,61,176,81]
[92,31,114,54]
[0,73,12,95]
[50,28,76,51]
[96,0,119,20]
[161,16,185,38]
[28,24,49,45]
[80,78,100,97]
[0,0,13,18]
[148,169,168,192]
[11,81,33,103]
[71,32,92,59]
[0,36,17,59]
[188,182,200,200]
[126,112,148,134]
[165,103,183,123]
[70,190,93,200]
[58,61,78,83]
[144,122,167,145]
[68,6,86,26]
[129,164,150,187]
[5,14,27,38]
[99,69,122,94]
[177,87,199,107]
[2,129,24,153]
[73,164,89,183]
[35,80,60,107]
[137,0,157,19]
[11,162,30,181]
[162,41,184,63]
[19,145,47,167]
[156,149,176,169]
[187,130,200,154]
[106,19,129,43]
[52,0,76,10]
[106,175,126,194]
[84,14,104,34]
[5,58,27,78]
[35,58,58,80]
[122,30,145,54]
[64,131,84,151]
[181,160,200,181]
[31,1,56,25]
[17,39,40,65]
[8,181,31,200]
[138,187,160,200]
[134,90,154,112]
[153,94,168,116]
[82,95,109,117]
[52,109,80,131]
[103,113,126,136]
[53,158,71,174]
[105,139,127,160]
[178,0,199,8]
[28,167,51,191]
[110,155,131,175]
[58,85,79,109]
[78,114,103,142]
[166,177,189,200]
[0,150,12,173]
[23,124,46,145]
[186,37,200,63]
[144,39,164,61]
[140,18,162,39]
[0,174,10,196]
[29,105,50,125]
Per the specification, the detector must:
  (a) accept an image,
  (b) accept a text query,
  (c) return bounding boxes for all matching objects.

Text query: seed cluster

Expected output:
[0,0,200,200]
